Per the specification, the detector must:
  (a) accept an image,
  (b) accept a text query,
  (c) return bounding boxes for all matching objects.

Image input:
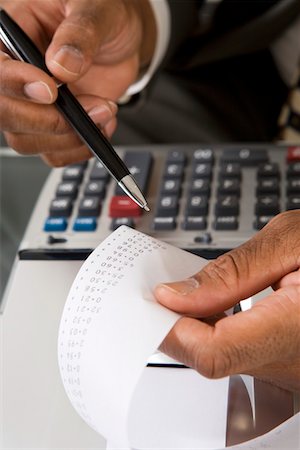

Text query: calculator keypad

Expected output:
[32,144,300,250]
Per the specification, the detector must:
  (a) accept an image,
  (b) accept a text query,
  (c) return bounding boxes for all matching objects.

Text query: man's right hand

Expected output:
[0,0,156,166]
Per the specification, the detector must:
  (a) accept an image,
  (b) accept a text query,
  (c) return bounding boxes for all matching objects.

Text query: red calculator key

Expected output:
[109,196,142,217]
[287,146,300,162]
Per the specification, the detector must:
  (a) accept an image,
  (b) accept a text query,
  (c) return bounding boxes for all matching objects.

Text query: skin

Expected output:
[0,0,156,166]
[155,210,300,393]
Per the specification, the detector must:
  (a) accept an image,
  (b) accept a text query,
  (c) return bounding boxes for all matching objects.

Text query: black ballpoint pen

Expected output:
[0,8,150,211]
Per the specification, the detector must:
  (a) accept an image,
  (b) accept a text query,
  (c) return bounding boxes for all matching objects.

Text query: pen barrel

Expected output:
[56,85,129,181]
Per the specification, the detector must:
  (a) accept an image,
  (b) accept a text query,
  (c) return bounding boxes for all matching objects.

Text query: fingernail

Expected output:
[108,100,118,114]
[51,45,84,75]
[159,278,199,295]
[88,104,113,120]
[24,81,53,103]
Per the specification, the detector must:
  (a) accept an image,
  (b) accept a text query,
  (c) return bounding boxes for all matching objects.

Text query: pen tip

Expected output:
[144,204,150,212]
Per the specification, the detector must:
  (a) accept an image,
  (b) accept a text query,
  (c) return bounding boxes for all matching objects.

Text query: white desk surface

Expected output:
[0,260,299,449]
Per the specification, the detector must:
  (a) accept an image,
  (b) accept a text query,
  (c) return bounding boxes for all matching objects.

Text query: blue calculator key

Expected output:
[44,217,67,232]
[73,217,97,231]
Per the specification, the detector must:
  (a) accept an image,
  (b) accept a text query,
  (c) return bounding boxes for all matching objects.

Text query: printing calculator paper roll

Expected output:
[58,226,229,448]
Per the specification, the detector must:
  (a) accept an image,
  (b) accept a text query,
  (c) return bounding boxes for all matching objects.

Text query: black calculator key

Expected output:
[110,217,135,231]
[189,178,210,195]
[84,180,106,198]
[286,196,300,210]
[256,178,280,195]
[163,163,184,179]
[62,166,84,182]
[221,148,268,166]
[153,217,176,230]
[160,179,181,195]
[90,160,110,181]
[56,182,78,199]
[156,195,179,217]
[78,197,101,217]
[182,216,207,230]
[193,148,214,163]
[218,178,240,195]
[287,162,300,177]
[254,215,275,230]
[186,195,208,216]
[115,151,153,194]
[49,198,73,217]
[286,179,300,194]
[219,163,241,179]
[214,216,238,230]
[166,150,186,164]
[255,195,280,215]
[192,163,212,179]
[257,163,279,177]
[215,196,239,215]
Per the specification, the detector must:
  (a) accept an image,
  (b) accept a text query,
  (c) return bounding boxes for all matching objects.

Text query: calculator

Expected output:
[19,143,300,260]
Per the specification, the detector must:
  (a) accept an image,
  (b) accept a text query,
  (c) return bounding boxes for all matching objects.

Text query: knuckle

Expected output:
[4,133,28,155]
[201,252,245,294]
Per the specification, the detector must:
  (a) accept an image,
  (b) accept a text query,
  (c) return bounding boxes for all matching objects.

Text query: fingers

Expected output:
[0,52,57,103]
[155,211,300,317]
[160,285,300,391]
[45,0,140,82]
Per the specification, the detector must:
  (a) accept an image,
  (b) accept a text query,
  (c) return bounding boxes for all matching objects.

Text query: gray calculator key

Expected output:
[287,179,300,194]
[286,196,300,210]
[218,178,240,195]
[49,198,73,217]
[156,195,179,217]
[153,217,176,230]
[164,163,184,179]
[115,151,153,194]
[189,178,210,195]
[182,216,207,230]
[84,180,106,197]
[257,163,279,177]
[215,196,239,215]
[256,178,280,195]
[166,150,186,164]
[160,179,181,195]
[287,163,300,177]
[255,195,280,215]
[192,163,212,179]
[110,217,135,231]
[193,148,214,163]
[219,163,241,179]
[254,215,275,230]
[221,148,268,166]
[78,197,101,217]
[62,166,84,182]
[90,160,110,181]
[56,182,78,199]
[186,195,209,216]
[214,216,238,230]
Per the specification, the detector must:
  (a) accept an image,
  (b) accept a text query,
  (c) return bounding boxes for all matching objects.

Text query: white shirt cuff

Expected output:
[123,0,171,98]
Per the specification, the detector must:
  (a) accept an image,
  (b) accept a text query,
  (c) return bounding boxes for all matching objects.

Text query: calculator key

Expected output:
[287,163,300,177]
[163,163,184,179]
[215,196,239,216]
[287,146,300,162]
[286,196,300,210]
[110,217,135,231]
[221,148,268,165]
[192,163,212,179]
[219,163,241,179]
[44,217,68,232]
[257,163,279,178]
[89,160,110,181]
[189,178,210,195]
[166,150,186,164]
[182,216,207,230]
[62,166,84,182]
[78,197,101,217]
[160,179,181,195]
[115,151,153,194]
[156,195,179,217]
[254,215,275,230]
[255,195,280,215]
[153,217,176,230]
[193,148,214,163]
[256,178,280,195]
[218,178,240,195]
[214,216,238,230]
[84,180,106,197]
[73,217,97,232]
[56,182,78,199]
[49,198,73,217]
[186,195,209,216]
[286,179,300,194]
[109,196,141,217]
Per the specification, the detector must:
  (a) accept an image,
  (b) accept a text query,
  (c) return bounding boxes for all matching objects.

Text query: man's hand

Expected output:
[154,211,300,392]
[0,0,156,166]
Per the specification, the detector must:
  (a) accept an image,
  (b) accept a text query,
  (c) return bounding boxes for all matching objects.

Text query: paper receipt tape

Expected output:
[57,226,230,448]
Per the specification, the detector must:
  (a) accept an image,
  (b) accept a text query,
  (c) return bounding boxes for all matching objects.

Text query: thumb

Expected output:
[155,211,300,317]
[45,0,135,82]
